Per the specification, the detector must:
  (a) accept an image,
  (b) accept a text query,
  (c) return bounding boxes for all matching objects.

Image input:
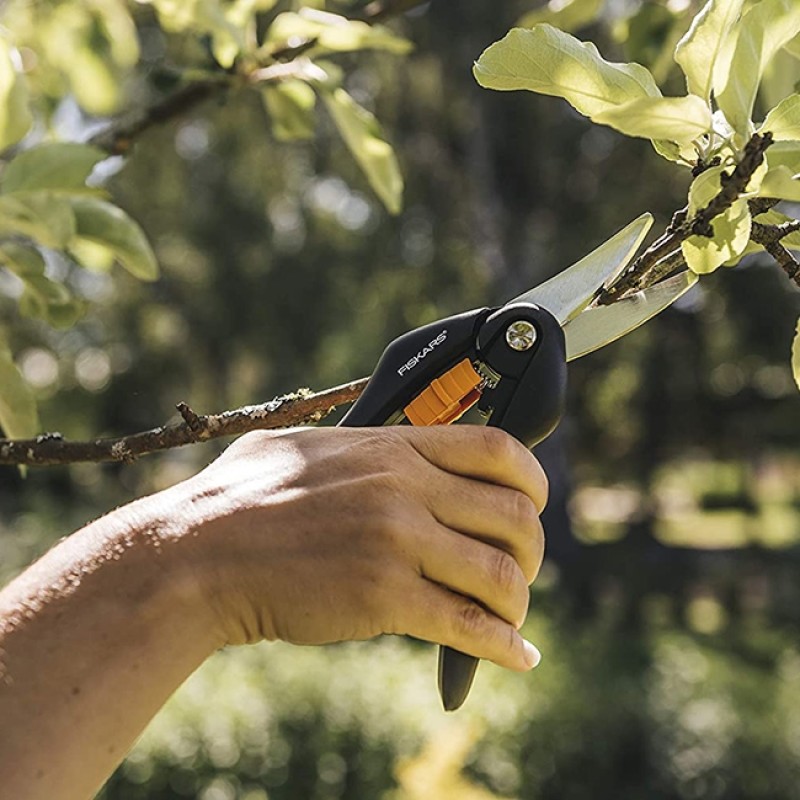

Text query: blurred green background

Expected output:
[2,1,800,798]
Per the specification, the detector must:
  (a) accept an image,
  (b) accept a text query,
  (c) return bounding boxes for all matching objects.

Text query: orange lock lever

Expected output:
[403,358,483,426]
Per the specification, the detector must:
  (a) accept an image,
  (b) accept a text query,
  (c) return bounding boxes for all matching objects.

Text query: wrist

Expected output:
[101,486,226,654]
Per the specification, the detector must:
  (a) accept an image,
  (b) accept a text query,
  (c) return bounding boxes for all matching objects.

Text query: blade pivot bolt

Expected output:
[505,320,537,351]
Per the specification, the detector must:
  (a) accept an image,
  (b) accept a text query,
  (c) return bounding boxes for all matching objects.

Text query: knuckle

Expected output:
[455,599,488,639]
[491,549,523,597]
[512,490,540,530]
[480,426,517,465]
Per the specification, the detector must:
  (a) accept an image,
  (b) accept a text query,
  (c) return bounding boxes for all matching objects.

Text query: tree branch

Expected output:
[751,222,800,287]
[0,379,367,467]
[598,132,774,305]
[87,3,417,155]
[89,80,230,156]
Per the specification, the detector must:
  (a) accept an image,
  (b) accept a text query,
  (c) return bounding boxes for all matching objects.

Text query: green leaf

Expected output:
[0,241,45,277]
[70,198,159,280]
[44,2,138,115]
[210,0,280,67]
[1,143,107,194]
[682,200,751,273]
[793,318,800,392]
[681,166,752,273]
[69,238,116,272]
[762,140,800,172]
[756,165,800,201]
[593,95,712,143]
[651,138,698,165]
[715,0,800,136]
[674,0,744,101]
[266,9,412,55]
[0,191,76,248]
[262,81,317,141]
[0,37,32,151]
[517,0,604,33]
[760,48,800,110]
[141,0,247,68]
[322,88,403,215]
[785,32,800,60]
[0,334,38,439]
[473,25,661,120]
[759,94,800,141]
[18,275,85,329]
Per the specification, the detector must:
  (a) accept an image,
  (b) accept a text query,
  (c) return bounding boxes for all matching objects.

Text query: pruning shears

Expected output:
[339,213,697,711]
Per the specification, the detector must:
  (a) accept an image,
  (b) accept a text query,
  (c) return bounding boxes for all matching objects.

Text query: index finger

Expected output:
[402,426,549,511]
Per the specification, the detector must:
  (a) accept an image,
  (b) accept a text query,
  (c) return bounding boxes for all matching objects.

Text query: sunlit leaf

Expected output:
[0,191,76,248]
[760,48,800,110]
[682,200,751,273]
[44,1,138,115]
[144,0,228,32]
[759,94,800,141]
[322,88,403,215]
[651,138,698,165]
[674,0,744,100]
[220,0,280,62]
[0,37,32,151]
[0,334,38,439]
[266,9,412,55]
[793,318,800,391]
[763,140,800,173]
[715,0,800,136]
[70,198,159,280]
[473,25,661,121]
[517,0,603,33]
[786,31,800,60]
[139,0,243,67]
[1,143,106,194]
[593,95,712,143]
[94,0,140,68]
[262,81,316,141]
[69,238,116,273]
[681,166,752,273]
[755,165,800,202]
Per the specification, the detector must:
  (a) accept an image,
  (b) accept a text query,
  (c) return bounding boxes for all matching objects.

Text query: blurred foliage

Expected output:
[0,1,799,798]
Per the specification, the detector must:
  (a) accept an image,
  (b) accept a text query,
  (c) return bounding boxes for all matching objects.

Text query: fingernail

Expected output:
[523,640,542,669]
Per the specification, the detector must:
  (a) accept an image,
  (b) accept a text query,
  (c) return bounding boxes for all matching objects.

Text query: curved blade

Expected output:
[564,271,698,361]
[510,213,653,324]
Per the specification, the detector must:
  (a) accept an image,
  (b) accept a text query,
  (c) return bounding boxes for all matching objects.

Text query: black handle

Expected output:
[437,304,566,710]
[340,304,566,711]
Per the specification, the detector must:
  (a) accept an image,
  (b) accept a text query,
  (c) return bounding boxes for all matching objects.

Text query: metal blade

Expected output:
[509,213,653,325]
[564,271,698,361]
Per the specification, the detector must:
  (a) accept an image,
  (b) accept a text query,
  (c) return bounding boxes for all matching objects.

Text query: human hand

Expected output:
[168,426,548,671]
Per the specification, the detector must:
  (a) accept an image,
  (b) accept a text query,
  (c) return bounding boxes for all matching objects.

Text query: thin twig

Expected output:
[598,133,774,304]
[751,222,800,287]
[0,380,368,467]
[89,81,228,156]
